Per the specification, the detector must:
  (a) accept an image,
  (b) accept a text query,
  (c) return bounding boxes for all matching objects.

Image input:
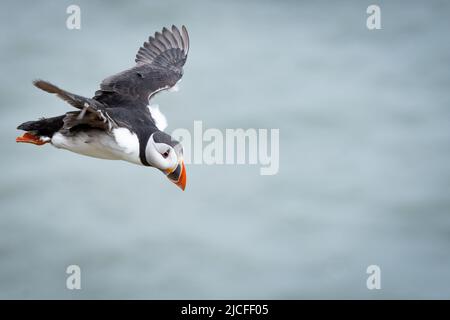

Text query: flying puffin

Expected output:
[16,25,189,190]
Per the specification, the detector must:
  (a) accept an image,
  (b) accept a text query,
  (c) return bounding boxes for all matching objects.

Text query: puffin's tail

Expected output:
[16,115,65,146]
[16,79,91,146]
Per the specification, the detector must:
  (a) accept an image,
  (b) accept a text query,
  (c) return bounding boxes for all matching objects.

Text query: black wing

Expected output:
[33,80,117,132]
[93,25,189,109]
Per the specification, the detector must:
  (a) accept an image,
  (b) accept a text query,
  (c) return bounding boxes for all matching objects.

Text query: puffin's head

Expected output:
[145,131,186,191]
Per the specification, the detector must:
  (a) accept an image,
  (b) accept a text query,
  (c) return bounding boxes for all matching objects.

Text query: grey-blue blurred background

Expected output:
[1,0,449,299]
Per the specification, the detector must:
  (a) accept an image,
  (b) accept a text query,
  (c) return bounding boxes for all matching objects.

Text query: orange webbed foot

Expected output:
[16,133,49,146]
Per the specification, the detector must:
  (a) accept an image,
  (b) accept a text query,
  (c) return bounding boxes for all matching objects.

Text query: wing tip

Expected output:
[32,79,59,94]
[135,25,189,65]
[181,25,189,55]
[32,79,45,88]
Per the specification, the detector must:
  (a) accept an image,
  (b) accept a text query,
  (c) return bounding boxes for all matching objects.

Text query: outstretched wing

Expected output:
[33,80,117,132]
[93,25,189,109]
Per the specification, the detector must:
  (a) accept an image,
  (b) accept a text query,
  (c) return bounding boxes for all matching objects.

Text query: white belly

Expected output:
[51,129,142,165]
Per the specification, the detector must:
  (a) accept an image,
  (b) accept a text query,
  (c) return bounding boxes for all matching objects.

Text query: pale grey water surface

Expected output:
[1,0,450,299]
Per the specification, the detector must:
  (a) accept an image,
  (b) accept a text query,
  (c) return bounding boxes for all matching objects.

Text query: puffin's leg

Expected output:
[16,132,49,146]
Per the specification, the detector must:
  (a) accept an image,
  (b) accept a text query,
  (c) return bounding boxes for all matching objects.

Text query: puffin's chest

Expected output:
[51,129,141,165]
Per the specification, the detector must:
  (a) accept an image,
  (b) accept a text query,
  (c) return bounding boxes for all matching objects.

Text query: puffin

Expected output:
[16,25,189,190]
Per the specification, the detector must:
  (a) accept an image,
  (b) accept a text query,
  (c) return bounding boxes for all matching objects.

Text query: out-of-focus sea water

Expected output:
[1,0,450,299]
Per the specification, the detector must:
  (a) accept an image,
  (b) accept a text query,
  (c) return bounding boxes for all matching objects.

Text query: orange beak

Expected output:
[166,160,186,191]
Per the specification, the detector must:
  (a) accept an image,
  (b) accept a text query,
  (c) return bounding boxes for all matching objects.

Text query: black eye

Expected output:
[162,149,170,158]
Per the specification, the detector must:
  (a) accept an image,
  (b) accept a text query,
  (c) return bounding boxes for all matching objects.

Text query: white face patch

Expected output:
[145,133,178,170]
[148,104,168,131]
